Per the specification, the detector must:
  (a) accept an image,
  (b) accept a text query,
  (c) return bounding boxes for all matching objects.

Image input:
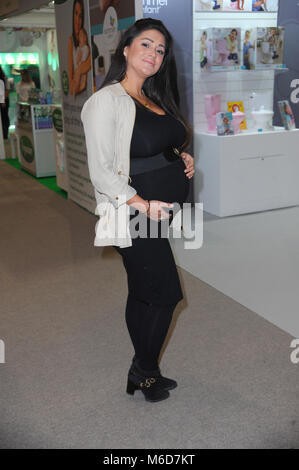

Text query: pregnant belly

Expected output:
[130,158,190,206]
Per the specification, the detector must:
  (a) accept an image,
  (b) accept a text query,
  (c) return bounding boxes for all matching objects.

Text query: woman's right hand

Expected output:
[147,200,173,221]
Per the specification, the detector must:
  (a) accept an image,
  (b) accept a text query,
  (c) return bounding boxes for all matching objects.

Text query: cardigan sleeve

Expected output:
[81,90,136,209]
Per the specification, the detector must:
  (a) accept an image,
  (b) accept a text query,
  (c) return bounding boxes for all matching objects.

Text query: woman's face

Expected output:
[74,1,83,39]
[124,29,166,79]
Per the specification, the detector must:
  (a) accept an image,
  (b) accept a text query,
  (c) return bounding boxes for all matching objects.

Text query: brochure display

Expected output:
[16,103,56,177]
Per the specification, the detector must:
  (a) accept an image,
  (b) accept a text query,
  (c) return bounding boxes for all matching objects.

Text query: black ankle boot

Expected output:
[131,356,177,391]
[127,361,170,402]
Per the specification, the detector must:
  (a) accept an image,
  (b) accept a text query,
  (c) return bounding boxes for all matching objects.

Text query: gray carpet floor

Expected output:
[0,161,298,449]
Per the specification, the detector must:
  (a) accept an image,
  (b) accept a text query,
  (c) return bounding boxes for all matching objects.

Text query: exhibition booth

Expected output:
[0,1,67,190]
[1,0,298,215]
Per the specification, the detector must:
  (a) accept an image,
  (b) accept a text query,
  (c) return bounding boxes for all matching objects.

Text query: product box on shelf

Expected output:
[242,28,256,69]
[211,28,242,69]
[255,27,285,69]
[216,112,234,135]
[278,100,296,130]
[199,29,213,70]
[195,0,223,11]
[227,101,247,129]
[223,0,252,11]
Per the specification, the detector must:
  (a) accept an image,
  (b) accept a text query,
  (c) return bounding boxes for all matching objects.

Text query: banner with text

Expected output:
[274,0,299,128]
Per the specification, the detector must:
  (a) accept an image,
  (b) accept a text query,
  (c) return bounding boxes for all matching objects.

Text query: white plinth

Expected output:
[194,127,299,217]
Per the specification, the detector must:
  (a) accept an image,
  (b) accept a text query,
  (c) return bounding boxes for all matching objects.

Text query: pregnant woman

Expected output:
[81,18,194,403]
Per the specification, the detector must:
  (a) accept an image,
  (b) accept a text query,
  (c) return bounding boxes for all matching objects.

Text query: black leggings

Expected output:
[125,293,178,370]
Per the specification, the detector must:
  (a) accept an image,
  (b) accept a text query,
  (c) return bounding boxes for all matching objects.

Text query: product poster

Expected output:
[255,27,285,69]
[274,0,299,128]
[195,0,223,10]
[223,0,252,11]
[55,0,95,213]
[89,0,136,92]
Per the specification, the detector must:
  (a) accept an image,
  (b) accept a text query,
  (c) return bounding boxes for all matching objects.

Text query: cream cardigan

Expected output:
[81,81,182,248]
[81,82,138,247]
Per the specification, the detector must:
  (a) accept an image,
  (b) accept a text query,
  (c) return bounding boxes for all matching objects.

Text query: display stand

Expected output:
[194,127,299,217]
[192,5,299,216]
[16,103,56,177]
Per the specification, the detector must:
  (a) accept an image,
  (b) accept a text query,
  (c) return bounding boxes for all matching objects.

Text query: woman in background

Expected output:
[16,69,35,103]
[0,66,10,139]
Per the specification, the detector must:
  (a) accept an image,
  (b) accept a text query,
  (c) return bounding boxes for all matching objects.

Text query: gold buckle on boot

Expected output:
[140,378,156,388]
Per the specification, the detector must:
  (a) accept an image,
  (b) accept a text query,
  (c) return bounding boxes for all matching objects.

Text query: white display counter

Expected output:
[194,128,299,217]
[16,103,56,177]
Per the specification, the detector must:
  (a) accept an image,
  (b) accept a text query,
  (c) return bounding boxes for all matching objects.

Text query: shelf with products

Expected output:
[191,0,299,216]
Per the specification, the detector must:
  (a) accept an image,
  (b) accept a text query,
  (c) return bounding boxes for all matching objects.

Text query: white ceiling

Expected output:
[0,1,55,28]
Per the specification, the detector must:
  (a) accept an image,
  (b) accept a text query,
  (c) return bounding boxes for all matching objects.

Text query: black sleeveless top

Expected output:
[128,100,190,207]
[130,99,187,158]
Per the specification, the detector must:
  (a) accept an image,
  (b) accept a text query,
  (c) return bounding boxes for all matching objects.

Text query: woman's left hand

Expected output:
[181,152,195,179]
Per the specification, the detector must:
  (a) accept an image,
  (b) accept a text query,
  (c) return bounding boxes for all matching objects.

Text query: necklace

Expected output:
[123,87,151,109]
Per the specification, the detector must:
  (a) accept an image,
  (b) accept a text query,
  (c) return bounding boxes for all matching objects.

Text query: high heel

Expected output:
[126,378,139,395]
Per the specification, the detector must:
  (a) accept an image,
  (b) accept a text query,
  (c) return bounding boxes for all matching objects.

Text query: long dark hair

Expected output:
[101,18,192,150]
[0,66,6,83]
[72,0,84,48]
